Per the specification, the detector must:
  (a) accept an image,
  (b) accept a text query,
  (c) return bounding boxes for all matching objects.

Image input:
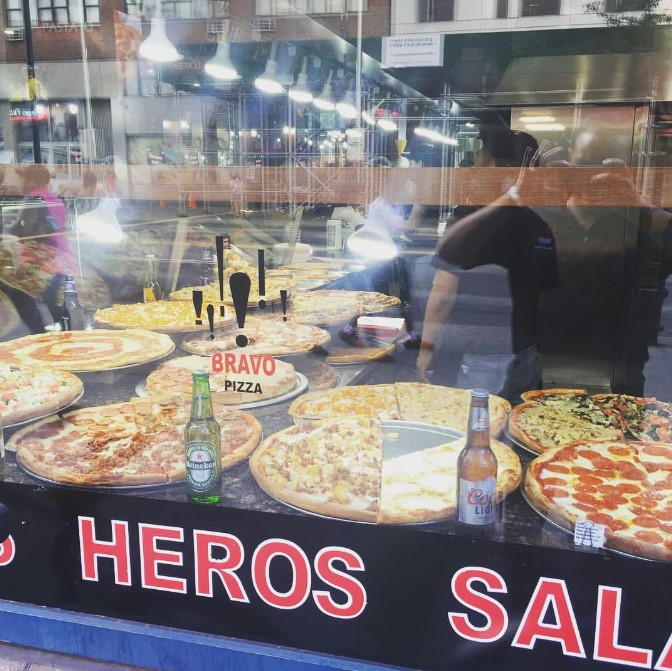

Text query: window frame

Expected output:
[6,0,99,27]
[418,0,455,23]
[521,0,561,17]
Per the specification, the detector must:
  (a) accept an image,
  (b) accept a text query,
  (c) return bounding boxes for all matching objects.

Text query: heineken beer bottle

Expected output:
[185,371,222,504]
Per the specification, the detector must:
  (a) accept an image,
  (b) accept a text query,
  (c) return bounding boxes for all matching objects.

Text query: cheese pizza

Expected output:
[145,355,298,405]
[0,364,83,427]
[10,397,262,486]
[0,329,174,372]
[289,383,511,436]
[93,301,236,332]
[181,317,330,357]
[250,419,521,524]
[525,439,672,562]
[285,290,401,326]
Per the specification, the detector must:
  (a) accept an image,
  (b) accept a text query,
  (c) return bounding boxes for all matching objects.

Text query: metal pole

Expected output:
[355,0,363,128]
[21,0,41,163]
[78,0,96,161]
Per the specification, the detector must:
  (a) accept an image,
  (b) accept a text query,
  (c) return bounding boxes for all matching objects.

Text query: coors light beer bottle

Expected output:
[457,389,498,525]
[184,371,222,504]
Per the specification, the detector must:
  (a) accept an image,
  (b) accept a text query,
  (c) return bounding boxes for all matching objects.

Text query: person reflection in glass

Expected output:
[417,130,559,404]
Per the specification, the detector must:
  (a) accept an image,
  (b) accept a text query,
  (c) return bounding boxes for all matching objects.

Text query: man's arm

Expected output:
[436,194,515,267]
[416,268,459,383]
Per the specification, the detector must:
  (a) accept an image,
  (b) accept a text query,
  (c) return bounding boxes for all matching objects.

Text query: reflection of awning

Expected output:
[490,52,667,106]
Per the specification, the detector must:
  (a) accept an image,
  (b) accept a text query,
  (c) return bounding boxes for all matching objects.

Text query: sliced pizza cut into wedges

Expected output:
[379,437,521,525]
[525,440,672,562]
[9,398,262,486]
[249,419,384,523]
[508,402,622,454]
[394,383,510,436]
[288,384,400,421]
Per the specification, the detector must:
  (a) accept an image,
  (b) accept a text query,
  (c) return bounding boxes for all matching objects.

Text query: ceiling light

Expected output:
[377,118,398,132]
[313,71,335,111]
[362,109,376,126]
[288,57,313,104]
[336,89,357,120]
[205,40,240,80]
[255,44,283,94]
[139,17,182,63]
[520,115,556,124]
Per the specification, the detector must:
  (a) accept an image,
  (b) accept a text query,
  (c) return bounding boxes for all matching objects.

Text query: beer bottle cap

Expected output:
[470,388,489,400]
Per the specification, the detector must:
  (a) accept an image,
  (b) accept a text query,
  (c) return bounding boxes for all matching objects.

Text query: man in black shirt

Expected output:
[417,130,558,402]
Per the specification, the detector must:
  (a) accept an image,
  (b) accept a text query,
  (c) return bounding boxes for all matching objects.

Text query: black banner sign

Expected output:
[0,482,671,671]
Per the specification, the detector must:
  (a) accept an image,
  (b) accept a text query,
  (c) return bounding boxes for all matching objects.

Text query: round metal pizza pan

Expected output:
[519,474,655,562]
[135,373,308,410]
[4,388,85,436]
[254,419,465,524]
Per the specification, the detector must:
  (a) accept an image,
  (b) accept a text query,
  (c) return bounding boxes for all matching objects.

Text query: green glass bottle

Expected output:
[185,371,222,504]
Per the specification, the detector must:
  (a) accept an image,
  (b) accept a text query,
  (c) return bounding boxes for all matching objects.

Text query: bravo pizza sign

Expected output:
[0,482,670,671]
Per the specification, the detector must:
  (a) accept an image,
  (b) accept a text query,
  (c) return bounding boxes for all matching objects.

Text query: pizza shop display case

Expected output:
[3,5,672,671]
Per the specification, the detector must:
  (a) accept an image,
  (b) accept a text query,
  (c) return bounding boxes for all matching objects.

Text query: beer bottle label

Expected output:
[186,441,219,491]
[458,476,497,525]
[143,287,157,303]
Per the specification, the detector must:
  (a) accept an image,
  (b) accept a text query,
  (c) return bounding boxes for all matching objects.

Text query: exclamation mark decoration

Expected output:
[206,304,215,340]
[230,272,251,347]
[215,235,226,318]
[280,289,288,322]
[192,290,203,326]
[258,250,267,310]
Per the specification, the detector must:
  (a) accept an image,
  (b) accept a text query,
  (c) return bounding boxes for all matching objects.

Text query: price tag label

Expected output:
[574,519,606,549]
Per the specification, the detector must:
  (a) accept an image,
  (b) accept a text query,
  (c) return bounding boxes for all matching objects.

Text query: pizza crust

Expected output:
[524,441,672,562]
[0,366,83,428]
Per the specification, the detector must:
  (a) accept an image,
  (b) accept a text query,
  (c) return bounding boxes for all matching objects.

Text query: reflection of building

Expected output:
[392,0,672,33]
[0,0,392,170]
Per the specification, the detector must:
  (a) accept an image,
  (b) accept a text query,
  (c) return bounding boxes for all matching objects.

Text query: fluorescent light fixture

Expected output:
[77,198,125,244]
[313,71,335,111]
[362,109,376,126]
[255,44,283,94]
[288,57,313,104]
[524,123,566,131]
[205,40,240,80]
[520,115,555,124]
[139,17,182,63]
[336,89,357,120]
[377,118,398,132]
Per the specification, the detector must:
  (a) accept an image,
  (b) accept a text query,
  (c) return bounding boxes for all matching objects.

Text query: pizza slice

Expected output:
[523,388,613,429]
[508,402,622,454]
[249,419,383,522]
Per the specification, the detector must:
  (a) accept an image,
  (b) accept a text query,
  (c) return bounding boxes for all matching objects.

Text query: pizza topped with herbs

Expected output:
[510,388,672,453]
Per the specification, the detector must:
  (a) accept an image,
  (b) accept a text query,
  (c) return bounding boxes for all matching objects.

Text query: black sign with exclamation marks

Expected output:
[215,235,226,318]
[258,250,266,310]
[280,289,288,322]
[206,304,215,340]
[192,290,203,326]
[229,272,251,348]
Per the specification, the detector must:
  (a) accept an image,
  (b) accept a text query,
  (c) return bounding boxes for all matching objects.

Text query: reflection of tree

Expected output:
[585,0,672,26]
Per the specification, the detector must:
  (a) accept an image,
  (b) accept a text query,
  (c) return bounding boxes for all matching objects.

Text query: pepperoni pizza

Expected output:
[524,439,672,562]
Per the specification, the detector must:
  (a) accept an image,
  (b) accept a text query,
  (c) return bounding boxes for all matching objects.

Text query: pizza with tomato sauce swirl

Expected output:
[524,440,672,562]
